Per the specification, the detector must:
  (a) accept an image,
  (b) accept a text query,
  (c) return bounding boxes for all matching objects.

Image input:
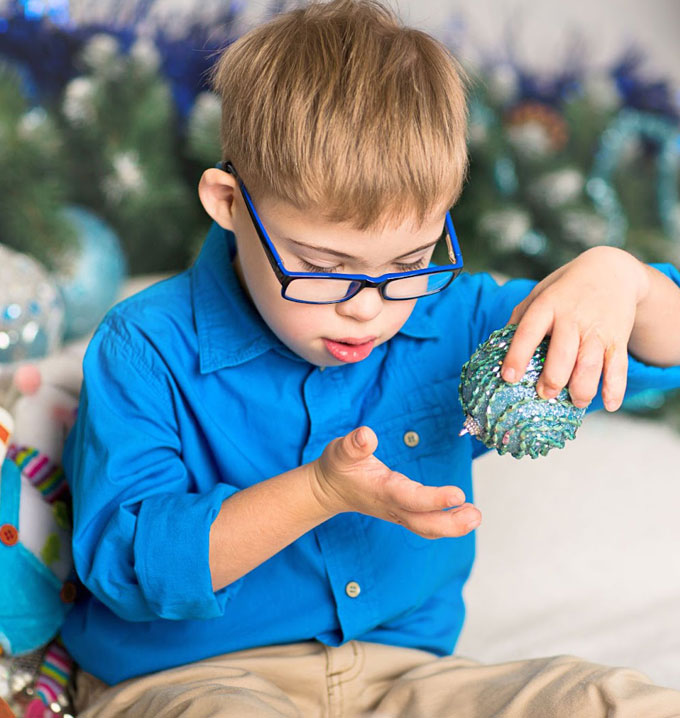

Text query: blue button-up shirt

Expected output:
[61,222,680,684]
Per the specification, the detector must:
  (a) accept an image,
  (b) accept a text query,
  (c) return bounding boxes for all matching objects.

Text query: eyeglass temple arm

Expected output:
[444,219,459,265]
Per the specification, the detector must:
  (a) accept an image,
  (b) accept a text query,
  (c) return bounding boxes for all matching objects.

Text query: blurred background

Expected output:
[0,0,679,420]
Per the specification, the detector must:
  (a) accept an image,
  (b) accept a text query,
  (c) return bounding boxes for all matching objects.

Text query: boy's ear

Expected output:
[198,168,237,230]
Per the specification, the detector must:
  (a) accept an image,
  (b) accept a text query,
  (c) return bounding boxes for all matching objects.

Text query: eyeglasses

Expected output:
[219,161,464,304]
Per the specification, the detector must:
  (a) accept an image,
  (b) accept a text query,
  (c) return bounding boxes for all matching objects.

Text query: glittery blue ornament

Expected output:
[51,206,127,341]
[459,324,586,459]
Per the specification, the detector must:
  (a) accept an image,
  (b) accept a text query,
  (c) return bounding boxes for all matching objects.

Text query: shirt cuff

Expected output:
[626,262,680,388]
[134,482,243,620]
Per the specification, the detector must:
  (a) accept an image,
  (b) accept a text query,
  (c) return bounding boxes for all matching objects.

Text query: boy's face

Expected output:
[200,169,445,367]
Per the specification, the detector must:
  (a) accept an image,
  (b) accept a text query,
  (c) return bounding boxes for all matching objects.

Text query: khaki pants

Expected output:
[73,640,680,718]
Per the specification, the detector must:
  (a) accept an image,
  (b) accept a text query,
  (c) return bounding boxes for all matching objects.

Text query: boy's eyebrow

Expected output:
[280,236,440,262]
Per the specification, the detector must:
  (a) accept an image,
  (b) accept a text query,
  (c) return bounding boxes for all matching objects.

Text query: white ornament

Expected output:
[102,151,146,203]
[561,210,608,247]
[17,108,48,138]
[488,64,519,105]
[468,121,488,147]
[62,77,97,125]
[479,209,531,251]
[530,168,584,207]
[0,246,65,372]
[507,122,553,159]
[17,108,59,155]
[130,37,162,74]
[583,74,621,112]
[187,91,223,160]
[81,33,121,70]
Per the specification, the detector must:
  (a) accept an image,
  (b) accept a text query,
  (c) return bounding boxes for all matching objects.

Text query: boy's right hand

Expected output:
[310,426,481,539]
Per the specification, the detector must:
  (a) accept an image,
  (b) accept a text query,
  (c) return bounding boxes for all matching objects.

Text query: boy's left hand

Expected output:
[501,246,649,412]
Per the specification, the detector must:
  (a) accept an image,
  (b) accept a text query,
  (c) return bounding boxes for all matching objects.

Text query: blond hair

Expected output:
[211,0,469,232]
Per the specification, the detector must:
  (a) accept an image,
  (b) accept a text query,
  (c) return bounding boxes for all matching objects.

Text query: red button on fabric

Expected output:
[60,581,77,603]
[0,524,18,546]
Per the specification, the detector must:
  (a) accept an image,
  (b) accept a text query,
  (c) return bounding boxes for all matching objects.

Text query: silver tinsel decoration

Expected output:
[0,648,75,717]
[1,646,43,713]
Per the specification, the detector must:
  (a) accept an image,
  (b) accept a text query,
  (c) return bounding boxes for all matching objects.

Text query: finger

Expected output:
[506,271,565,326]
[386,474,466,512]
[601,343,629,411]
[507,296,530,327]
[567,334,605,409]
[334,426,378,464]
[536,320,580,399]
[502,303,555,383]
[404,503,482,539]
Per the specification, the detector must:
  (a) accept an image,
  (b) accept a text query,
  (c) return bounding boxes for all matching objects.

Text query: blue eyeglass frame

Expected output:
[219,161,464,304]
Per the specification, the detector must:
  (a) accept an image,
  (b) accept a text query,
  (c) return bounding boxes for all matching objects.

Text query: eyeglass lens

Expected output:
[284,270,456,302]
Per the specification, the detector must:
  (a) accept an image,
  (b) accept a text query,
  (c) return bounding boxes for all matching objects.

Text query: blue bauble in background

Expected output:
[52,206,127,340]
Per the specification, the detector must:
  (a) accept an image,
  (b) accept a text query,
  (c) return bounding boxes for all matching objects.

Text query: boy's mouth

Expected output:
[323,336,376,363]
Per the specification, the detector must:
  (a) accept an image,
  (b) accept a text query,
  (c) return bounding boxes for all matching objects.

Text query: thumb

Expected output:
[337,426,377,463]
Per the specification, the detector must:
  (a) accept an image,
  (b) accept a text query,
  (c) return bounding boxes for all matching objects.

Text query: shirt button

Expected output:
[403,431,420,448]
[345,581,361,598]
[60,581,78,603]
[0,523,19,546]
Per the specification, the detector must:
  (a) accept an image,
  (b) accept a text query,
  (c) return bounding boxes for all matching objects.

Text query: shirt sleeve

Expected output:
[467,262,680,459]
[63,315,244,622]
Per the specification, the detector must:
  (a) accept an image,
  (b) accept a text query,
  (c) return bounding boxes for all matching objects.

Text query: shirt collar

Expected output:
[398,295,439,339]
[192,222,283,373]
[191,222,440,373]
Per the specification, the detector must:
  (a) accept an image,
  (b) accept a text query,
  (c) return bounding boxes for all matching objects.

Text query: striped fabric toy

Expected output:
[6,447,69,507]
[24,636,74,718]
[3,445,76,716]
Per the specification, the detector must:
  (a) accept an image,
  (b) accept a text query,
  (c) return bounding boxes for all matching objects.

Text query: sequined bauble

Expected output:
[0,246,65,372]
[459,324,586,459]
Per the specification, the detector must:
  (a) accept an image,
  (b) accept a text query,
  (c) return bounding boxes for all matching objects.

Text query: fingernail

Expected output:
[466,518,481,531]
[353,429,363,447]
[504,368,516,382]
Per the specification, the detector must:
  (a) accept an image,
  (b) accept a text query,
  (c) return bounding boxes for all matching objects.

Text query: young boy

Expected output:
[62,0,680,715]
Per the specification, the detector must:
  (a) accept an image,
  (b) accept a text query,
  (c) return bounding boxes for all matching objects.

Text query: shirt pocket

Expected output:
[373,376,472,549]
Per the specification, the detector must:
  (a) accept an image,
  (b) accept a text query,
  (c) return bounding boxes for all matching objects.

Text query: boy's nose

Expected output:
[334,287,383,322]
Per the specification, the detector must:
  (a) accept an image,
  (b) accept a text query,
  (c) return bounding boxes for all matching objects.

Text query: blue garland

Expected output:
[588,109,679,244]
